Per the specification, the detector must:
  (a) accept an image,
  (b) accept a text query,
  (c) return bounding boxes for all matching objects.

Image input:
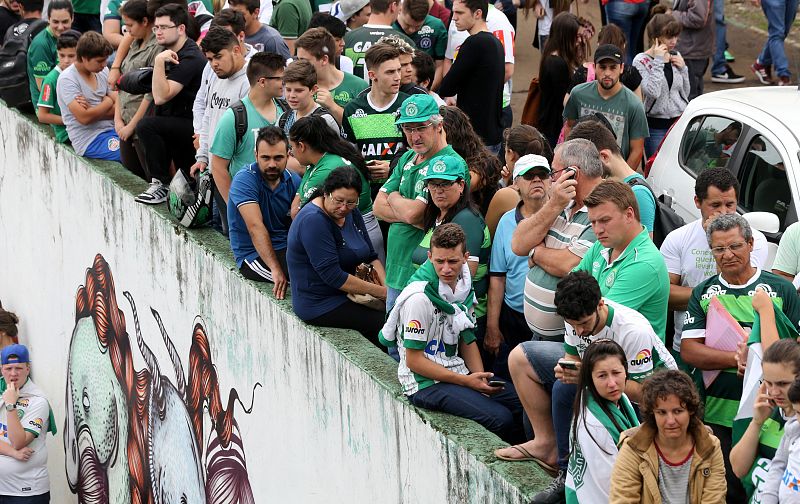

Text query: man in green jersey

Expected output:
[373,93,465,311]
[683,213,800,503]
[392,0,447,89]
[341,43,408,192]
[27,0,72,107]
[36,30,78,144]
[575,180,670,339]
[343,0,413,79]
[295,27,368,125]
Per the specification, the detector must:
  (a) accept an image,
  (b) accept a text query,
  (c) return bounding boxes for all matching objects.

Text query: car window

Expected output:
[738,134,792,231]
[680,116,744,177]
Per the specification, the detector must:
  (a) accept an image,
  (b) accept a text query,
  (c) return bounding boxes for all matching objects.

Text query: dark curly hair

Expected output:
[695,166,740,202]
[440,106,500,214]
[554,271,601,321]
[640,370,704,431]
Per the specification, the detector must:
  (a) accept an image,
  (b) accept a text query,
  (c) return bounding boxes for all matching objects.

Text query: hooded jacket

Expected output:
[672,0,715,60]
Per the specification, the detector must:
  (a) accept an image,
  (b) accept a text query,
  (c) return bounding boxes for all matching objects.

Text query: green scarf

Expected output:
[0,377,58,436]
[585,391,639,445]
[410,260,476,316]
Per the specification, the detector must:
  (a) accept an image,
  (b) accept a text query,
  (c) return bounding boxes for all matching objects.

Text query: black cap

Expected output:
[594,44,624,64]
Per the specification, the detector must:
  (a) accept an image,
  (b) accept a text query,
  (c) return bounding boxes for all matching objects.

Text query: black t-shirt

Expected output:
[438,31,505,145]
[155,37,205,119]
[0,6,20,44]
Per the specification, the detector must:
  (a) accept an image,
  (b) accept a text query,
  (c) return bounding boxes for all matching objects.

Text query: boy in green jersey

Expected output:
[341,43,407,192]
[27,0,73,107]
[36,30,78,144]
[392,0,447,89]
[295,27,368,125]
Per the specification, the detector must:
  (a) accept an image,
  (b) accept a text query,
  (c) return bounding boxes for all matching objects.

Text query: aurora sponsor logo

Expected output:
[405,319,425,334]
[701,284,726,300]
[630,349,652,366]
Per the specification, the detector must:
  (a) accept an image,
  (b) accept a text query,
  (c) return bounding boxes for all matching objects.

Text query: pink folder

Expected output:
[703,296,748,388]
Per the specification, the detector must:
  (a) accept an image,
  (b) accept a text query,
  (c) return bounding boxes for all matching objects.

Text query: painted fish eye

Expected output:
[82,388,90,412]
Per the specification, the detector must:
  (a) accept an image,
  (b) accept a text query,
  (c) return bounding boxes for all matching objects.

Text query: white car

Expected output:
[647,87,799,246]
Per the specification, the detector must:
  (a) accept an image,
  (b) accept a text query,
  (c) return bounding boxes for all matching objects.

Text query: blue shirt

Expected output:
[227,165,300,267]
[287,203,377,321]
[624,173,656,232]
[489,205,529,313]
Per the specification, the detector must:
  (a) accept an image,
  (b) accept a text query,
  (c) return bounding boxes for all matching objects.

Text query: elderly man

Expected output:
[0,344,53,503]
[486,154,551,378]
[373,93,466,310]
[682,213,800,503]
[512,138,603,342]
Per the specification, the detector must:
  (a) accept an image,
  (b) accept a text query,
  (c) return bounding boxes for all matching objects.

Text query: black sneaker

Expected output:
[135,178,169,204]
[711,65,745,84]
[530,469,566,504]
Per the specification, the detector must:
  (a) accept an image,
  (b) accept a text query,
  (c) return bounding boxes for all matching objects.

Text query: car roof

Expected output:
[692,87,800,138]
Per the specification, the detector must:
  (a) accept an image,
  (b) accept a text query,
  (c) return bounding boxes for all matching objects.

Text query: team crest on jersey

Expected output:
[108,137,120,152]
[605,269,616,288]
[405,103,418,117]
[431,160,446,173]
[701,284,726,300]
[749,283,777,298]
[419,37,432,49]
[415,180,424,193]
[351,108,367,118]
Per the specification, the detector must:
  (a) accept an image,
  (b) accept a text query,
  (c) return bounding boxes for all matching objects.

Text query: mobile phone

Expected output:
[558,359,579,370]
[564,167,577,180]
[669,50,678,56]
[489,380,506,388]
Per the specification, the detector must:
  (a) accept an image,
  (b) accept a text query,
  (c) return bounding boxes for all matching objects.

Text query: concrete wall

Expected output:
[0,104,549,502]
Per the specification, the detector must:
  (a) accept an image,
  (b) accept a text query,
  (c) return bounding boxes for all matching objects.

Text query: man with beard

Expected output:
[562,44,649,170]
[227,126,300,300]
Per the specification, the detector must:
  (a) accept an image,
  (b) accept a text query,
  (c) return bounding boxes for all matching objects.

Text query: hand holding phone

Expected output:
[558,359,579,370]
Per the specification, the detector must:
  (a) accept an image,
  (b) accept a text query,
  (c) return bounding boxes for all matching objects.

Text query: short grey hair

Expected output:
[706,213,753,247]
[557,139,604,179]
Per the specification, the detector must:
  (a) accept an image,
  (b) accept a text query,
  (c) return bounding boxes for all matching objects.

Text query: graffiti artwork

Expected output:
[64,254,259,504]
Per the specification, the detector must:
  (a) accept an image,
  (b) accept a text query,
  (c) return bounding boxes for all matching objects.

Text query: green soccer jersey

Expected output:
[210,96,287,177]
[575,227,670,339]
[331,73,368,108]
[27,27,57,108]
[382,145,464,290]
[341,91,408,185]
[270,0,312,39]
[72,0,99,15]
[37,66,68,144]
[392,15,448,60]
[740,407,787,502]
[343,25,415,80]
[297,153,373,214]
[410,208,491,317]
[683,269,800,428]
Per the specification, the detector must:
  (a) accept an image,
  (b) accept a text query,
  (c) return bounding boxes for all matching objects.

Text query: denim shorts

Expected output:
[520,340,565,392]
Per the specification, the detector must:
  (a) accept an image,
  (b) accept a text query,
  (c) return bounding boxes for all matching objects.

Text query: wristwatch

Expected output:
[5,403,15,412]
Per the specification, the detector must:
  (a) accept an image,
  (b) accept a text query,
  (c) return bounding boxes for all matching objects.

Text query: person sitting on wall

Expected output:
[228,126,300,300]
[0,344,55,503]
[380,223,524,444]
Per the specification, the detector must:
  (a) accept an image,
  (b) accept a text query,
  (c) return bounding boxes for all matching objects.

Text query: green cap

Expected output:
[421,155,466,181]
[395,94,440,125]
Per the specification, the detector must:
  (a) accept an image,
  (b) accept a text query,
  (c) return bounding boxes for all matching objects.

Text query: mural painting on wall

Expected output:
[63,254,260,504]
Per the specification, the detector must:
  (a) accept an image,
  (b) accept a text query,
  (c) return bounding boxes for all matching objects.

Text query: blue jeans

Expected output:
[409,380,525,443]
[645,126,669,158]
[520,340,564,391]
[758,0,799,77]
[552,379,577,470]
[604,0,649,65]
[712,0,729,75]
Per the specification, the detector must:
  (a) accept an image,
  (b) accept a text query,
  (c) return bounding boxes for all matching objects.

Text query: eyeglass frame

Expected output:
[326,193,358,209]
[710,241,749,257]
[400,122,435,135]
[549,165,579,181]
[152,24,179,33]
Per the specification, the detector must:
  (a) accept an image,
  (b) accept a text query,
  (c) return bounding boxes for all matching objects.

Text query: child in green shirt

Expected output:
[36,30,79,144]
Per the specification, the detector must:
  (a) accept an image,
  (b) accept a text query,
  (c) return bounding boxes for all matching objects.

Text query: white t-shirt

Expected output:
[445,5,515,108]
[660,218,769,352]
[537,0,554,37]
[0,380,50,496]
[564,299,677,382]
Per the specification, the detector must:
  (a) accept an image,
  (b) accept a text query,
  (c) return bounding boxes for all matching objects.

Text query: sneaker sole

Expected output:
[751,67,772,85]
[711,75,746,83]
[135,195,167,204]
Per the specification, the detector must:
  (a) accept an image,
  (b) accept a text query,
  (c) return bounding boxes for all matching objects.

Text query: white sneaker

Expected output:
[135,178,168,204]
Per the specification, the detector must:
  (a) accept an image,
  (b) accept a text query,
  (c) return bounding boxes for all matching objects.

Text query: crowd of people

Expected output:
[1,0,800,500]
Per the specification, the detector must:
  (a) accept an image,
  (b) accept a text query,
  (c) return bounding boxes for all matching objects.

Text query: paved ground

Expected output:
[509,1,800,125]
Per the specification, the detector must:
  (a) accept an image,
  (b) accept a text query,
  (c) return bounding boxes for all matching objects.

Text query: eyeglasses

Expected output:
[327,194,358,209]
[519,171,550,181]
[710,241,748,257]
[152,24,177,33]
[550,166,579,181]
[426,180,457,191]
[401,122,434,134]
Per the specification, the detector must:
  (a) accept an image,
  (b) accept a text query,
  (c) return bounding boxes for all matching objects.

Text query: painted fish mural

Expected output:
[64,254,259,504]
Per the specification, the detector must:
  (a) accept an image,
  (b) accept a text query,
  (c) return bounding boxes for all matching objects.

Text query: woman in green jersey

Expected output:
[288,115,384,263]
[731,339,800,502]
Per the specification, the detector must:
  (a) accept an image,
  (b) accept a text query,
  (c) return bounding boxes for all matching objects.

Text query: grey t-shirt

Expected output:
[56,65,114,156]
[658,450,693,504]
[246,24,291,59]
